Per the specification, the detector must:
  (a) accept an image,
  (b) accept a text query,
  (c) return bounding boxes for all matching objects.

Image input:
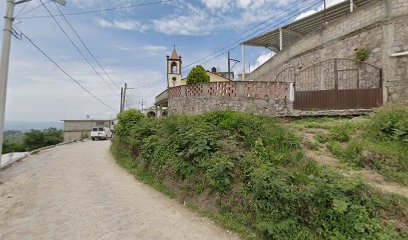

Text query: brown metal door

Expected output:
[294,59,383,110]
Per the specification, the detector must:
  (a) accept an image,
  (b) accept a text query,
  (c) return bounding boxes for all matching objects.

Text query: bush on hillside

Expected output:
[112,110,406,239]
[23,128,63,151]
[2,140,25,154]
[186,65,210,85]
[115,109,145,138]
[369,105,408,144]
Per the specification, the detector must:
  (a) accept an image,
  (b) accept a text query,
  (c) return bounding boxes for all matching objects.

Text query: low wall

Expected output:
[166,81,293,116]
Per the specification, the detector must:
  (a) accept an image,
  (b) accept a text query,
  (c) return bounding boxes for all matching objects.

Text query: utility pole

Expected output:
[120,87,124,112]
[228,51,231,80]
[121,83,133,111]
[122,83,127,111]
[228,51,240,81]
[0,0,65,165]
[0,0,16,166]
[139,99,146,112]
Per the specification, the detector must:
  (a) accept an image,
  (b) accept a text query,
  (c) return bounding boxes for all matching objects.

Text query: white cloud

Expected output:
[153,3,215,36]
[295,0,346,20]
[142,45,167,55]
[250,51,275,71]
[6,56,164,121]
[295,9,317,20]
[97,19,149,32]
[200,0,231,11]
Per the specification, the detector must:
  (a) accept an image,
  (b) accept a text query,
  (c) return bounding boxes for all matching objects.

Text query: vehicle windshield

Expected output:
[92,128,98,131]
[99,128,104,131]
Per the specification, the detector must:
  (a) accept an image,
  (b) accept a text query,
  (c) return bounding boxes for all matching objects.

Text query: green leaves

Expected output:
[186,65,210,85]
[112,110,404,240]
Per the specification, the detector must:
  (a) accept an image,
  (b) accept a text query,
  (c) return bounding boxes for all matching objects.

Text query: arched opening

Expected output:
[147,111,156,118]
[170,62,178,74]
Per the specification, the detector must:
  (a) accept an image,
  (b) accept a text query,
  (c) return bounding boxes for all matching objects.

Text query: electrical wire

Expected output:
[18,30,116,111]
[18,0,177,19]
[182,0,321,71]
[16,0,51,18]
[52,1,121,88]
[39,0,120,96]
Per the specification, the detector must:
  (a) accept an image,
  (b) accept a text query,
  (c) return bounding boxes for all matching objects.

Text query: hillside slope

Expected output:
[112,108,408,240]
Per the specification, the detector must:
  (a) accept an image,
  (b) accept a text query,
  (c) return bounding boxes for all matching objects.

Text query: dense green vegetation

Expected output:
[295,105,408,186]
[2,128,63,154]
[112,109,407,239]
[186,65,210,85]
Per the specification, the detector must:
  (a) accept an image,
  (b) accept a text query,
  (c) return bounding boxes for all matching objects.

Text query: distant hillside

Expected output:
[4,130,24,144]
[5,121,63,131]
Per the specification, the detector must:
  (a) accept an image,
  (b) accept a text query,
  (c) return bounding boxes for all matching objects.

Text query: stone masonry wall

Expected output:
[169,97,293,116]
[166,81,293,116]
[248,0,408,103]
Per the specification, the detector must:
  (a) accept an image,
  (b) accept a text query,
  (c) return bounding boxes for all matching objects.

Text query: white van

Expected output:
[91,126,112,141]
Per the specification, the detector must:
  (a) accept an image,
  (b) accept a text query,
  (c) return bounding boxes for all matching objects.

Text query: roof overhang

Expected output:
[241,0,379,50]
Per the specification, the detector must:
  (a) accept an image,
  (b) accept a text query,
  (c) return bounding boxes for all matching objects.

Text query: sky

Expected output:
[0,0,344,122]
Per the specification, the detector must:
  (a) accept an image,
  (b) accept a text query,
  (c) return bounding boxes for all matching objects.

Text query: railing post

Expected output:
[237,81,245,97]
[334,59,339,90]
[357,68,360,89]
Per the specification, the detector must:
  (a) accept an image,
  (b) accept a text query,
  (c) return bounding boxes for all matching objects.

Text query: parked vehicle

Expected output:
[91,127,112,141]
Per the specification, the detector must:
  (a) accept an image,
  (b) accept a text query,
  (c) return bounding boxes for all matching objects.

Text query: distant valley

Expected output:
[5,121,63,131]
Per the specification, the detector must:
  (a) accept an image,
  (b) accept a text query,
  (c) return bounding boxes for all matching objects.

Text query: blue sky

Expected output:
[0,0,341,122]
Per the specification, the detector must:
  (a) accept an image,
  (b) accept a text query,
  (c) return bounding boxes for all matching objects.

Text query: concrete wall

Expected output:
[248,0,408,103]
[63,120,112,141]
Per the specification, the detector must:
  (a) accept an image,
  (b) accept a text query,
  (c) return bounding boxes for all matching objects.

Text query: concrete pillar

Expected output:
[242,45,246,81]
[279,28,283,51]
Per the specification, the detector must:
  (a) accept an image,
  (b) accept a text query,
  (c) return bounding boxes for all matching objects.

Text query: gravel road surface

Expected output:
[0,141,238,240]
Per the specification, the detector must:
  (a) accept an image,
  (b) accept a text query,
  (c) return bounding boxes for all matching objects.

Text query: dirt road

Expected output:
[0,141,238,240]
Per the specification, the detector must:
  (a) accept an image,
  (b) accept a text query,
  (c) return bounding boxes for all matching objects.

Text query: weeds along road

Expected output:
[0,141,238,240]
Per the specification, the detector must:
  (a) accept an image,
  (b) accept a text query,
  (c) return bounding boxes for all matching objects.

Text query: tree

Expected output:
[23,128,63,151]
[186,65,210,85]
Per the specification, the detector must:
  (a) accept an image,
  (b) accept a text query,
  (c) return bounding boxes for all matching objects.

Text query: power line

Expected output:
[51,1,121,88]
[182,0,321,71]
[18,30,116,111]
[18,0,177,19]
[16,0,51,18]
[39,0,120,96]
[15,1,30,18]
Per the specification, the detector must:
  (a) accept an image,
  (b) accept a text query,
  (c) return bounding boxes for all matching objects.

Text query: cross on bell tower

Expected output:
[166,45,182,88]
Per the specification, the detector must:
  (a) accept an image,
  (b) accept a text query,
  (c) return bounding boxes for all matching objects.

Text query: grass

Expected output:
[111,110,407,239]
[290,108,408,186]
[111,141,257,240]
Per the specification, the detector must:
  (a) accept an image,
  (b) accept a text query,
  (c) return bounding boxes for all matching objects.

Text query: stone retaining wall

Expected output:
[248,0,408,103]
[166,82,293,115]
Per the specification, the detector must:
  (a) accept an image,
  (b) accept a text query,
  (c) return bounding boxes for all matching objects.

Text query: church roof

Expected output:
[169,46,179,60]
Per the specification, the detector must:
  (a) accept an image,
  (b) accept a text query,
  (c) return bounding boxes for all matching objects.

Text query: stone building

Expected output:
[242,0,408,105]
[156,0,408,116]
[62,119,114,142]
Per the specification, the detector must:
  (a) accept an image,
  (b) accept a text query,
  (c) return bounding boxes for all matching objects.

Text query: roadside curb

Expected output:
[1,140,77,170]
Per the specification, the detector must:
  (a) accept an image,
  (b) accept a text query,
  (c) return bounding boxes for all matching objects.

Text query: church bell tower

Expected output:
[167,45,182,88]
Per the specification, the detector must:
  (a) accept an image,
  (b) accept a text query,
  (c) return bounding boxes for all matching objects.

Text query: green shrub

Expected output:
[186,65,210,85]
[112,110,405,239]
[369,105,408,144]
[115,109,145,138]
[355,47,369,63]
[327,140,362,167]
[2,140,25,153]
[328,125,351,143]
[23,128,63,151]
